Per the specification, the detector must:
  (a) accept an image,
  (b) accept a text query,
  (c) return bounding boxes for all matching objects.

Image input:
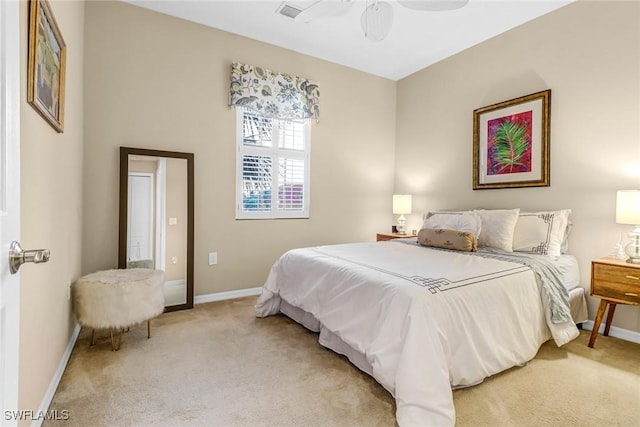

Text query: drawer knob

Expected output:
[625,275,639,280]
[624,292,639,297]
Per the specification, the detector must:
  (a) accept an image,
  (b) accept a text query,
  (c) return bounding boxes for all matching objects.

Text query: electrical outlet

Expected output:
[171,256,178,264]
[208,252,218,266]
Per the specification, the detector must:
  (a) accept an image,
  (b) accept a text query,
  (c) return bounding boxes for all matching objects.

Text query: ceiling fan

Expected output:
[293,0,470,42]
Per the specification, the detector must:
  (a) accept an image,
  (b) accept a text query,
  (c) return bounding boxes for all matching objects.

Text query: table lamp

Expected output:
[392,194,412,235]
[616,190,640,264]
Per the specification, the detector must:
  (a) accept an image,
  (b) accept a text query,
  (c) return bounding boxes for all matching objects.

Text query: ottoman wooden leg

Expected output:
[147,320,151,339]
[90,329,96,347]
[110,328,123,351]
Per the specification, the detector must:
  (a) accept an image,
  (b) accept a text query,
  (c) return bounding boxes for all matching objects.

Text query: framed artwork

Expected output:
[473,89,551,190]
[27,0,66,133]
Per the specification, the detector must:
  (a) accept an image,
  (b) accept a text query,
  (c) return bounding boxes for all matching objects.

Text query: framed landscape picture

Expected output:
[473,89,551,190]
[27,0,66,133]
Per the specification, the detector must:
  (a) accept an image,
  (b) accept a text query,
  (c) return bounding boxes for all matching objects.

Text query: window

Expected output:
[236,109,310,219]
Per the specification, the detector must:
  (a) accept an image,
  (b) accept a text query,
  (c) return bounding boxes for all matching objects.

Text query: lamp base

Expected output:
[396,215,407,235]
[624,227,640,263]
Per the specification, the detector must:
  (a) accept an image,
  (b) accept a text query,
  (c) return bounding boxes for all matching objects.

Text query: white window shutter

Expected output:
[236,110,310,219]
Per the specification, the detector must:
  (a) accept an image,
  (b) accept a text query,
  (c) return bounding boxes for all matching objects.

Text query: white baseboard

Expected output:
[582,320,640,344]
[31,323,81,427]
[164,279,185,287]
[194,287,262,305]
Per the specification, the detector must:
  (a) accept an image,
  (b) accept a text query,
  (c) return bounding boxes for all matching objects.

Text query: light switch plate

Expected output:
[208,252,217,265]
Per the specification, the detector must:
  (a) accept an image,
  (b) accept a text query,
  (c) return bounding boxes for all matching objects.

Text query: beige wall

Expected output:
[82,2,397,295]
[18,0,84,418]
[395,1,640,332]
[129,158,158,174]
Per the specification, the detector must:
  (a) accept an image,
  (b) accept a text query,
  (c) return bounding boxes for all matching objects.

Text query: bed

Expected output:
[255,209,585,426]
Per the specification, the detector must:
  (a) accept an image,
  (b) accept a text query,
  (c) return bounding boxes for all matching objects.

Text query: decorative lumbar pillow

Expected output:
[423,211,482,239]
[417,228,478,252]
[513,209,571,257]
[474,209,520,252]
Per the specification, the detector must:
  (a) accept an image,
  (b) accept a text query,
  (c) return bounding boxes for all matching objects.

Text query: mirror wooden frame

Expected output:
[118,147,194,312]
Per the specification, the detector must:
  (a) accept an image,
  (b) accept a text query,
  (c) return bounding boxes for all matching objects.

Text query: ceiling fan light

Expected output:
[398,0,469,11]
[360,1,394,42]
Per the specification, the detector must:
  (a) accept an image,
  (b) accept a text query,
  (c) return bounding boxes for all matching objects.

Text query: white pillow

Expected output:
[423,211,481,238]
[513,210,571,257]
[474,209,520,252]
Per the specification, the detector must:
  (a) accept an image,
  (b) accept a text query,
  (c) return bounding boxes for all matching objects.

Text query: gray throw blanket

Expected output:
[468,249,573,324]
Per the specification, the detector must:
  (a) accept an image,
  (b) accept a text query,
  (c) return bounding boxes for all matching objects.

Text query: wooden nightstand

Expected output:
[588,257,640,348]
[376,232,416,242]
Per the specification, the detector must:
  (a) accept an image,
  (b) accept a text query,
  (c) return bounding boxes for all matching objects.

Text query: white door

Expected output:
[127,173,154,262]
[0,1,21,425]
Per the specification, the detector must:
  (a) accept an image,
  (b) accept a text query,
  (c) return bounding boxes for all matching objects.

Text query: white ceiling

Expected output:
[123,0,573,81]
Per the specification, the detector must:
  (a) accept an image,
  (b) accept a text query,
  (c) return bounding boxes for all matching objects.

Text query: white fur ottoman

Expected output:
[72,268,165,350]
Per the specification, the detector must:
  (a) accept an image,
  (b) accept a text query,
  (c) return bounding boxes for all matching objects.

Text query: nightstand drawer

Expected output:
[593,262,640,285]
[592,263,640,304]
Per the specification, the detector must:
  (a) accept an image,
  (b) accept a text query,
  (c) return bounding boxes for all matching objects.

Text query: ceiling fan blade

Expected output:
[361,1,394,42]
[295,0,354,24]
[398,0,469,11]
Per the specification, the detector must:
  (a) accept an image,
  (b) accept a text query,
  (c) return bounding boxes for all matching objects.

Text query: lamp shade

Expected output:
[616,190,640,225]
[393,194,412,215]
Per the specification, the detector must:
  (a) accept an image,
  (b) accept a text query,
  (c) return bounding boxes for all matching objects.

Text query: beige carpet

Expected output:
[44,297,639,427]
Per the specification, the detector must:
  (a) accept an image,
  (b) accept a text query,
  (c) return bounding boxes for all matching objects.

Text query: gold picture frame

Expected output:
[27,0,66,133]
[473,89,551,190]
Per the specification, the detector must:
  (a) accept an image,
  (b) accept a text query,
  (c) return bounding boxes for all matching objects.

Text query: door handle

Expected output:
[9,241,50,274]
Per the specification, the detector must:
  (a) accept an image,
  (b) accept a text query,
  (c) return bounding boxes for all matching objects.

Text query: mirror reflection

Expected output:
[119,148,194,311]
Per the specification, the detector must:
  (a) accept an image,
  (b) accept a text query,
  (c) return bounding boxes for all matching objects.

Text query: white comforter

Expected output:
[255,241,579,426]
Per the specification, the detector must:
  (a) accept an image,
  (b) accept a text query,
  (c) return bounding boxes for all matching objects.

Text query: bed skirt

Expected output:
[280,300,376,380]
[568,286,588,325]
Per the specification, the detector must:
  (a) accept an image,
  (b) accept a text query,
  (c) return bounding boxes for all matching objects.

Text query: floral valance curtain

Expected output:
[229,62,320,121]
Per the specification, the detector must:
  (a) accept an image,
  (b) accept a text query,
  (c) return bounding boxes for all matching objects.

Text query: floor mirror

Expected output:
[118,147,194,312]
